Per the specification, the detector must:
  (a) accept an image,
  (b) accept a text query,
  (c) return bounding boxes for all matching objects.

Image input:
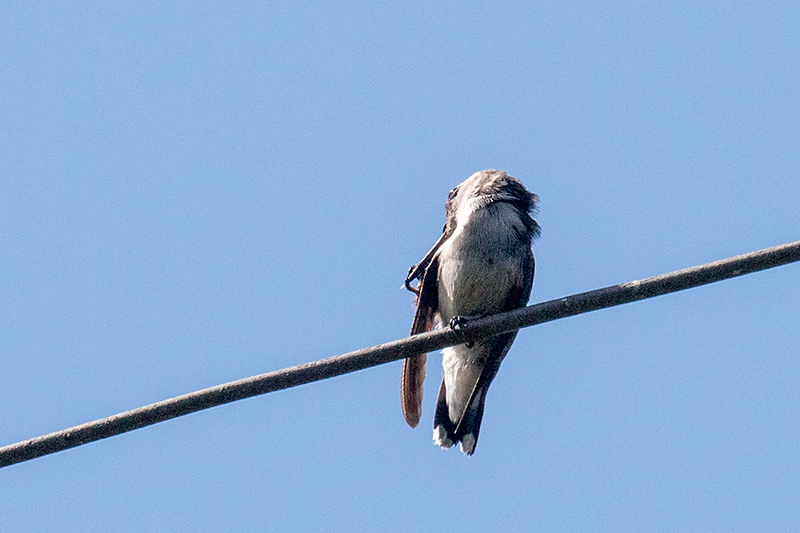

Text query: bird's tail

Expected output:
[432,377,488,456]
[432,332,517,455]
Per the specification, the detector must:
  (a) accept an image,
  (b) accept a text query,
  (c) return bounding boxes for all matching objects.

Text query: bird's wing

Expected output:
[401,254,440,428]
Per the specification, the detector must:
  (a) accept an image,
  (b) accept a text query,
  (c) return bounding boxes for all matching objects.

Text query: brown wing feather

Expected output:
[401,255,440,428]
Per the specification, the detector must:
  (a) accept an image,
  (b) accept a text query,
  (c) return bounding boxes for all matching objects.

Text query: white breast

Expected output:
[437,201,528,322]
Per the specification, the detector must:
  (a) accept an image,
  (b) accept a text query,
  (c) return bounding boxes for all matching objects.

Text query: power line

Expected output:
[1,239,798,468]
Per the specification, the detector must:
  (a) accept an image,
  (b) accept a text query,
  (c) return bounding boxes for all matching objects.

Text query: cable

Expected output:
[1,239,798,468]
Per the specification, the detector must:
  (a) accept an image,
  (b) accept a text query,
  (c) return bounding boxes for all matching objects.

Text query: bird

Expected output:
[401,169,540,455]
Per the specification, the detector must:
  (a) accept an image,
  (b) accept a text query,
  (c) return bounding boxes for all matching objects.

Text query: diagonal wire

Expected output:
[1,239,799,468]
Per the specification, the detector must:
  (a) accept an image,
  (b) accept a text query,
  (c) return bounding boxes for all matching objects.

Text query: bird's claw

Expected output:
[449,315,468,330]
[404,264,420,295]
[449,316,474,348]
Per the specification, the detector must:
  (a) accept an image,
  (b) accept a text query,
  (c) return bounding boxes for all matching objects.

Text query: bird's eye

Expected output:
[447,187,458,200]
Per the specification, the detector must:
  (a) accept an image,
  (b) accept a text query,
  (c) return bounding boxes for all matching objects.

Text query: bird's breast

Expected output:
[437,205,529,321]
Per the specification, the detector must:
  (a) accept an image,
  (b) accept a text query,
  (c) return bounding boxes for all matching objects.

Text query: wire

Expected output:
[1,239,798,468]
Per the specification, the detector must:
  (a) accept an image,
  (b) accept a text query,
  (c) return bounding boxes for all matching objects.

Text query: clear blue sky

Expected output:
[2,2,799,531]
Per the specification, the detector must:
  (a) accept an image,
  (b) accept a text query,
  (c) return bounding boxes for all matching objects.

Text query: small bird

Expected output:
[401,169,540,455]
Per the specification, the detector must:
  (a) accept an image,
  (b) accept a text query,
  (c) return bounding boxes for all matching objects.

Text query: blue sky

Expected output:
[2,2,799,531]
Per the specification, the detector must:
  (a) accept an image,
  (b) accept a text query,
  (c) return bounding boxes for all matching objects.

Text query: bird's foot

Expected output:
[404,264,420,295]
[449,316,474,348]
[449,315,468,330]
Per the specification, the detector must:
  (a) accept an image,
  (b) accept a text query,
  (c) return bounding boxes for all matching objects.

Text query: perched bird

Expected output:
[402,170,540,455]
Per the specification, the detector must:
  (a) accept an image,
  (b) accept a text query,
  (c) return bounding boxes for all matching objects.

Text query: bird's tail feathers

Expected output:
[432,377,489,456]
